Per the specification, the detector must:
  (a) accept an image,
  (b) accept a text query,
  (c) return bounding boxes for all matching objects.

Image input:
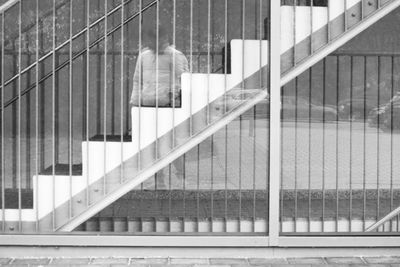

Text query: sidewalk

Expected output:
[1,256,400,266]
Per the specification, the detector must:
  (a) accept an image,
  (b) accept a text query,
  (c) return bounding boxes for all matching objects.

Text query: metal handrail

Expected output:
[0,0,159,110]
[1,0,134,89]
[366,206,400,232]
[3,0,70,48]
[281,0,400,86]
[2,50,222,111]
[57,89,270,231]
[0,0,18,14]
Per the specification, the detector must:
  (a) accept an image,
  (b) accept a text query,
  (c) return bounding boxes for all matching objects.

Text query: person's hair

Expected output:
[142,25,169,51]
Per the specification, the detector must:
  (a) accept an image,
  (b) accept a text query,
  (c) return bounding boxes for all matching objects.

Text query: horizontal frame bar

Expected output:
[3,246,400,259]
[1,235,400,247]
[0,235,269,247]
[278,236,400,247]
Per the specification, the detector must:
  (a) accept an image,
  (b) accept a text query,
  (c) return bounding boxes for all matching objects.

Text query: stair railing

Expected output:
[3,0,70,49]
[0,0,161,110]
[366,206,400,232]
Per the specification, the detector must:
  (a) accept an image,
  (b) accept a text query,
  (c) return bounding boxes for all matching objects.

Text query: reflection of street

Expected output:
[163,119,400,191]
[281,120,400,190]
[161,118,269,190]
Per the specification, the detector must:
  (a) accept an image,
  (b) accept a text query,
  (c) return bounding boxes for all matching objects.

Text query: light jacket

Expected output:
[130,45,189,107]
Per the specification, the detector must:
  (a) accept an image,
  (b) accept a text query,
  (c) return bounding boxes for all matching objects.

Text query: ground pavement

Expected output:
[1,256,400,266]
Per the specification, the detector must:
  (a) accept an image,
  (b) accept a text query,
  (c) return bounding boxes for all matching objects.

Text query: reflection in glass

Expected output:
[281,53,400,233]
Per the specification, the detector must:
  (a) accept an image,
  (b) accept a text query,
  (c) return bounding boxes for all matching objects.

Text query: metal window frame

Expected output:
[1,235,400,247]
[1,0,400,248]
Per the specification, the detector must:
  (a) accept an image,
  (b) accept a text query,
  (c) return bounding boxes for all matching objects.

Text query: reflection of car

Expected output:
[281,96,337,121]
[382,102,400,129]
[223,92,337,121]
[368,93,400,129]
[368,105,386,127]
[222,89,269,119]
[338,98,377,120]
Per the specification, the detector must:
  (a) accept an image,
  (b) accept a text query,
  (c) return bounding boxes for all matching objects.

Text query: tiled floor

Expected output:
[1,257,400,266]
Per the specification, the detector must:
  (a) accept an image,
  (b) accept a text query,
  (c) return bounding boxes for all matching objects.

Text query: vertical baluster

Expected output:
[52,0,56,230]
[189,0,193,137]
[25,33,31,194]
[224,0,227,113]
[335,56,340,232]
[361,0,364,19]
[208,0,213,225]
[182,154,186,227]
[68,0,73,220]
[310,0,313,54]
[254,0,263,231]
[322,57,326,232]
[252,101,257,231]
[207,0,211,125]
[224,0,228,225]
[344,0,348,31]
[120,0,124,184]
[238,0,245,231]
[196,144,200,224]
[363,56,367,230]
[349,55,353,232]
[327,0,331,42]
[85,0,90,208]
[12,44,16,192]
[294,76,298,232]
[138,0,142,176]
[308,67,312,233]
[390,55,394,231]
[293,0,297,66]
[82,1,87,155]
[170,0,177,224]
[103,0,108,196]
[110,8,115,137]
[279,0,283,232]
[1,11,4,232]
[17,0,22,232]
[269,0,281,240]
[34,0,39,232]
[224,124,228,222]
[377,56,381,223]
[280,88,283,234]
[211,134,214,232]
[124,2,130,143]
[155,0,159,167]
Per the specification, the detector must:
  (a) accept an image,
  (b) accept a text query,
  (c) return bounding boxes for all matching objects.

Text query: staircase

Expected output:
[0,0,399,233]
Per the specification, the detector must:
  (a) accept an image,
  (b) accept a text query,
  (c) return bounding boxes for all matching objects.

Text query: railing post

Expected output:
[269,0,281,247]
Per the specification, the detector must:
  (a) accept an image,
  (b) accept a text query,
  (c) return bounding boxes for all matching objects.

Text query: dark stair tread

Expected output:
[0,189,33,209]
[40,164,83,176]
[90,135,132,142]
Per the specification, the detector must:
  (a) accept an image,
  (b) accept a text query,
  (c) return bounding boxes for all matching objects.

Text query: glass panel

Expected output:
[78,109,269,234]
[0,0,270,234]
[280,6,400,234]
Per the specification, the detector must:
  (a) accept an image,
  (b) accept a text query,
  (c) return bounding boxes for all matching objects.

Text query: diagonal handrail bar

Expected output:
[1,0,133,87]
[365,206,400,232]
[0,0,19,14]
[281,0,400,87]
[56,0,400,231]
[0,0,159,110]
[2,50,221,111]
[3,0,70,49]
[57,89,270,231]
